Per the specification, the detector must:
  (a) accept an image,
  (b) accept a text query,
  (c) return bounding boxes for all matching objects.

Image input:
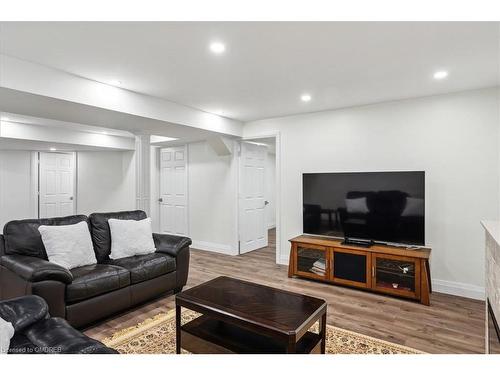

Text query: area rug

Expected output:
[102,310,424,354]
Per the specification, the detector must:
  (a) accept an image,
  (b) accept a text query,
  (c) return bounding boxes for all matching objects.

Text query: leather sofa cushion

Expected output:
[67,264,130,304]
[3,215,89,259]
[107,253,176,284]
[89,210,147,263]
[25,317,117,354]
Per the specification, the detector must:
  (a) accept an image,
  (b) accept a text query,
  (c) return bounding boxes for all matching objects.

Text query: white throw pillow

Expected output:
[402,197,424,217]
[345,197,369,214]
[108,217,156,260]
[0,317,14,355]
[38,221,97,270]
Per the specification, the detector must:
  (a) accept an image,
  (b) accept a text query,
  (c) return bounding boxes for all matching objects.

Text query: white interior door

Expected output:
[39,152,75,218]
[239,142,268,254]
[159,146,188,236]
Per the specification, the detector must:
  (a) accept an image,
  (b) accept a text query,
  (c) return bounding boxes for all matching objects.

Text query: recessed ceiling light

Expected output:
[301,94,312,102]
[101,131,108,135]
[49,147,57,151]
[110,79,122,86]
[209,42,226,54]
[433,71,448,80]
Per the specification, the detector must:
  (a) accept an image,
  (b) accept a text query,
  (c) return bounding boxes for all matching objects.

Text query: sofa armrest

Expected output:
[0,234,5,256]
[153,233,190,291]
[0,295,49,332]
[153,233,192,257]
[0,255,73,284]
[25,317,118,354]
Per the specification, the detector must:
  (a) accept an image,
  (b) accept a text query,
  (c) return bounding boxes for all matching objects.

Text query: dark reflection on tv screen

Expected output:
[303,171,425,246]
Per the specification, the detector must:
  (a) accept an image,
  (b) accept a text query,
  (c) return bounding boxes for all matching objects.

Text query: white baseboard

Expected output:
[432,279,485,300]
[278,256,288,266]
[191,240,238,256]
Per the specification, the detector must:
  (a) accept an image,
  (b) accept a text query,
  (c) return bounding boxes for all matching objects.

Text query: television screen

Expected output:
[303,171,425,245]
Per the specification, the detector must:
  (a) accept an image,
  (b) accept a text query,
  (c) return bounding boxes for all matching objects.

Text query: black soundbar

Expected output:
[341,237,374,248]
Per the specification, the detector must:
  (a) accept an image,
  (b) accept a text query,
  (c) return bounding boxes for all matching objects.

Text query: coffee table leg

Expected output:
[319,312,326,354]
[286,338,297,354]
[176,304,181,354]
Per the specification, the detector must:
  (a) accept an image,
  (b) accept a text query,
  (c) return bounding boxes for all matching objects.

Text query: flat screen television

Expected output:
[303,171,425,246]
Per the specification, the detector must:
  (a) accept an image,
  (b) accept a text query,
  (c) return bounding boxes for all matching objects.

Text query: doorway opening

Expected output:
[157,145,189,237]
[238,134,280,264]
[37,151,77,218]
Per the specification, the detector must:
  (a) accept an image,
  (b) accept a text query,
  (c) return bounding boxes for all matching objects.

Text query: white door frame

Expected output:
[239,132,281,264]
[29,152,39,218]
[150,146,161,233]
[36,151,77,218]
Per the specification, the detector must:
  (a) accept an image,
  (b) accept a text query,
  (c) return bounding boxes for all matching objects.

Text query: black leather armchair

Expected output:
[0,210,191,328]
[0,295,116,354]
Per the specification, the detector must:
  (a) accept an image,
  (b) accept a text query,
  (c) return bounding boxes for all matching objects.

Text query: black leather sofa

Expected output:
[0,210,191,328]
[0,295,116,354]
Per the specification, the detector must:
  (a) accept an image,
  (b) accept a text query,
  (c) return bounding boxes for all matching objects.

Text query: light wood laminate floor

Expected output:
[85,229,485,354]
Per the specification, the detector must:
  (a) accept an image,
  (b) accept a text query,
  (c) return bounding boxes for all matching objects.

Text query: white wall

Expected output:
[76,151,136,215]
[266,152,276,229]
[0,150,136,232]
[244,88,500,299]
[0,151,36,232]
[188,141,239,255]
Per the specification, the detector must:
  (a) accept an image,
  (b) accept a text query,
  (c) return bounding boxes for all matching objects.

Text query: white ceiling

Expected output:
[0,22,498,122]
[0,112,135,138]
[0,138,127,152]
[0,87,227,145]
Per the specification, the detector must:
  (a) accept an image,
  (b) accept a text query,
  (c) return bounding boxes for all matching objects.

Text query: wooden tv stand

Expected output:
[288,235,432,305]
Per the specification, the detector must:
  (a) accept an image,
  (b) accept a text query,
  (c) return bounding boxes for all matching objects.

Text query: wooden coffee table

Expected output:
[175,276,327,354]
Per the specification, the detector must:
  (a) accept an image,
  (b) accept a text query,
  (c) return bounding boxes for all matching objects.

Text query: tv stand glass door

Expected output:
[294,244,329,281]
[372,254,420,299]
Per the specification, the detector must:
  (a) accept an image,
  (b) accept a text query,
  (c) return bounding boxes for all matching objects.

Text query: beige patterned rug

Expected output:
[102,309,424,354]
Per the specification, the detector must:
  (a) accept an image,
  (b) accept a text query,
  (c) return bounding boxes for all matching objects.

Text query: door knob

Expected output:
[158,198,163,203]
[264,200,269,205]
[69,196,74,201]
